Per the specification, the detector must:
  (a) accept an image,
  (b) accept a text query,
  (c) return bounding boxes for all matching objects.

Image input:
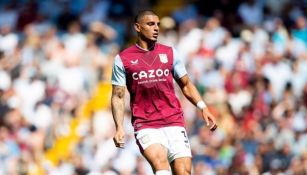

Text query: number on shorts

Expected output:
[181,131,189,143]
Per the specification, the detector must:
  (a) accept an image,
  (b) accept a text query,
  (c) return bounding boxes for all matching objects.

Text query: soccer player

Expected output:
[111,10,217,175]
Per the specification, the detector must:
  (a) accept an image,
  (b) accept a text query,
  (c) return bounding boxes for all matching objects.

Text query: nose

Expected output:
[154,23,159,31]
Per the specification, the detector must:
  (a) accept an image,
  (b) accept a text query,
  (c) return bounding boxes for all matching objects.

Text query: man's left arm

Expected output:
[176,75,217,131]
[171,47,217,130]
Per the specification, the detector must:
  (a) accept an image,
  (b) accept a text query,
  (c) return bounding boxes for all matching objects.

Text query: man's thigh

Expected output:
[162,126,192,162]
[170,157,192,175]
[165,127,192,174]
[134,127,192,172]
[135,128,170,171]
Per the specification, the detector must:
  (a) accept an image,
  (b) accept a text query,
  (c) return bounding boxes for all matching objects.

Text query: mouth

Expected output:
[153,33,158,38]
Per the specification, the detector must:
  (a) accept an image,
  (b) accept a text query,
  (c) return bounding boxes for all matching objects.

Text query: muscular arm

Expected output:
[176,75,202,106]
[111,54,128,147]
[111,85,126,130]
[176,75,217,130]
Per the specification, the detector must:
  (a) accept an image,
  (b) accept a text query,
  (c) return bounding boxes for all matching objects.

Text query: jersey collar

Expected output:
[135,43,156,51]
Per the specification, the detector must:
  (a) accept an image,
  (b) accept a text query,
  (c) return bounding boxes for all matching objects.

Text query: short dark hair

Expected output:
[134,10,158,23]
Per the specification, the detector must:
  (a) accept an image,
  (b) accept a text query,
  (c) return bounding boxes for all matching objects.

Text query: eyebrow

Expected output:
[146,21,160,25]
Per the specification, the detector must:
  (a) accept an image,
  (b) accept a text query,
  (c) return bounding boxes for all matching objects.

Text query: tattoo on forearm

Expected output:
[111,86,125,129]
[112,86,125,98]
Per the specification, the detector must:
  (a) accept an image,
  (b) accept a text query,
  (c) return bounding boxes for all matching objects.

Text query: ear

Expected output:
[134,23,141,33]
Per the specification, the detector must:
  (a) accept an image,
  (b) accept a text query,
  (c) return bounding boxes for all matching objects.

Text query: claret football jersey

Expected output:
[112,43,187,131]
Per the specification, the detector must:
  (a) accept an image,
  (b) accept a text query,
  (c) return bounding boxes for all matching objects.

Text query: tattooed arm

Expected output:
[111,85,126,148]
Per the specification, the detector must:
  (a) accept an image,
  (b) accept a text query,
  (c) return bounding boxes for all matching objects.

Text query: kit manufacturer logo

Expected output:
[131,59,138,65]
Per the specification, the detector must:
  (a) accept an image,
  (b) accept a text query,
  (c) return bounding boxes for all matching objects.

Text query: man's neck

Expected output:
[136,40,156,51]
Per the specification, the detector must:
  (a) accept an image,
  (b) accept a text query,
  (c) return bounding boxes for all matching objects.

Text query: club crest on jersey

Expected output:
[130,59,138,65]
[159,54,168,63]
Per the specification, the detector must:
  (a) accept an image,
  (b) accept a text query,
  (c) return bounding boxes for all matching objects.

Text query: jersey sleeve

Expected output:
[172,47,187,79]
[111,55,126,86]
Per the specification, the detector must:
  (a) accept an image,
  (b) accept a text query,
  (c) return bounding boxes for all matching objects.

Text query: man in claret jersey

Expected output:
[111,10,217,175]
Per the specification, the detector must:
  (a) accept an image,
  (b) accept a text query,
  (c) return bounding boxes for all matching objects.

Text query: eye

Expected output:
[147,22,155,26]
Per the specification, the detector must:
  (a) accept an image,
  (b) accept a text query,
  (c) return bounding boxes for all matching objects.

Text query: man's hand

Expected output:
[113,129,125,148]
[175,75,217,131]
[202,107,217,131]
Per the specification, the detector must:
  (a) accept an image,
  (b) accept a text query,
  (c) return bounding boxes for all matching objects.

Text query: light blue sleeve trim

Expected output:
[172,47,187,79]
[111,55,126,86]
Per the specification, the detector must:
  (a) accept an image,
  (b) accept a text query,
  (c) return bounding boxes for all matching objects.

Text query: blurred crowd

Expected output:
[0,0,306,175]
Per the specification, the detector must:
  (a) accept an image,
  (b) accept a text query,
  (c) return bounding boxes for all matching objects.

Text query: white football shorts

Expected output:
[135,126,192,162]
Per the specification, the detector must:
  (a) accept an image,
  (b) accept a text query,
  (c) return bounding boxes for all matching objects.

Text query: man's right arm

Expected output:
[111,54,127,148]
[111,85,126,148]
